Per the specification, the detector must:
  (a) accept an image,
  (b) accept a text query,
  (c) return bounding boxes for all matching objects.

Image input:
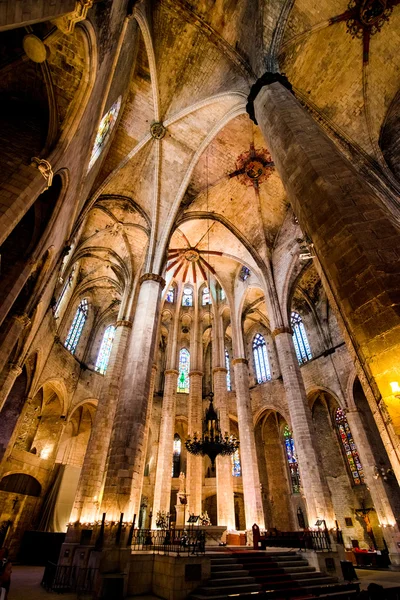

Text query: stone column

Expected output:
[252,77,400,439]
[70,319,132,523]
[0,314,30,395]
[187,370,203,518]
[213,366,235,530]
[100,273,164,521]
[151,369,178,525]
[232,358,265,529]
[346,409,400,564]
[274,329,335,526]
[0,363,23,413]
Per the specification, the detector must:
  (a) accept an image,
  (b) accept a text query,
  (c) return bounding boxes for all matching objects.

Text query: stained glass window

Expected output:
[239,266,250,281]
[95,325,115,374]
[335,408,364,485]
[291,311,312,364]
[232,448,241,477]
[283,425,301,493]
[54,266,75,317]
[253,333,271,383]
[182,287,193,307]
[202,287,211,306]
[65,298,88,354]
[177,348,190,393]
[220,288,226,301]
[166,287,174,303]
[88,96,122,171]
[225,349,231,391]
[172,434,181,478]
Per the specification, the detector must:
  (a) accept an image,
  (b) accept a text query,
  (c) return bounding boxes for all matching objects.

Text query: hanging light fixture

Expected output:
[185,392,239,471]
[185,146,239,471]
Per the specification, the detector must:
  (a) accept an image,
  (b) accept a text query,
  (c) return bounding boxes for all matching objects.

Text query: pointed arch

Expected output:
[252,333,271,383]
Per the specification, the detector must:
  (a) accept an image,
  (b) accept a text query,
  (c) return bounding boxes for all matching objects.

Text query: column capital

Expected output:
[232,358,248,366]
[189,370,203,377]
[13,313,31,328]
[272,326,292,338]
[116,319,133,328]
[213,367,228,374]
[164,369,179,376]
[8,363,22,377]
[246,72,293,124]
[139,273,166,287]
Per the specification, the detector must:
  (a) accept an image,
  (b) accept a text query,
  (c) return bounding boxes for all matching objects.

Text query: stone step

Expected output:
[210,557,239,565]
[257,575,338,589]
[210,569,250,578]
[191,589,359,600]
[207,576,257,587]
[196,582,262,596]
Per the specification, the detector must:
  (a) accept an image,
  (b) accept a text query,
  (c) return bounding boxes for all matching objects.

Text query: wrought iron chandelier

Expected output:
[185,392,239,471]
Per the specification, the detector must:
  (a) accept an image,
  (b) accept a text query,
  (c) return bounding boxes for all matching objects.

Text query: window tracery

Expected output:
[88,96,122,171]
[335,408,364,485]
[283,425,301,493]
[177,348,190,393]
[95,324,116,374]
[291,311,312,364]
[253,333,271,383]
[65,298,88,354]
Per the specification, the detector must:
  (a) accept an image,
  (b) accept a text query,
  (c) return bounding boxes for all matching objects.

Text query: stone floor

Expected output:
[6,564,400,599]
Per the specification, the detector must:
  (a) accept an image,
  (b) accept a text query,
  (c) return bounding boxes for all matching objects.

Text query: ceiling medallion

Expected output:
[346,0,394,37]
[150,122,166,139]
[229,145,274,188]
[184,249,200,262]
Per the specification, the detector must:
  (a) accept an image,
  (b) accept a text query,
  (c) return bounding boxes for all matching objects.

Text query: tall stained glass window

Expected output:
[232,448,241,477]
[65,298,88,354]
[225,349,231,391]
[54,266,75,317]
[95,325,116,374]
[172,434,181,477]
[283,425,301,493]
[202,287,211,306]
[88,96,122,171]
[253,333,271,383]
[291,311,312,364]
[177,348,190,393]
[166,287,174,303]
[182,287,193,307]
[335,408,364,485]
[220,288,226,301]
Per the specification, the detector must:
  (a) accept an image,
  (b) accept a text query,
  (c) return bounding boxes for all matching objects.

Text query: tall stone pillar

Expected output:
[213,366,235,530]
[151,369,178,525]
[274,330,335,526]
[232,358,265,529]
[187,370,203,518]
[71,319,132,523]
[0,363,23,414]
[100,273,164,521]
[346,409,400,564]
[251,77,400,438]
[0,314,30,402]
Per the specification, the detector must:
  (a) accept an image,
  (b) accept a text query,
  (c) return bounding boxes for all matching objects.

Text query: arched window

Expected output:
[335,408,364,485]
[65,298,88,354]
[54,266,75,317]
[88,96,122,171]
[95,325,116,374]
[253,333,271,383]
[172,434,181,478]
[177,348,190,393]
[182,287,193,307]
[220,288,226,301]
[291,311,312,364]
[283,425,301,493]
[225,349,231,391]
[202,287,211,306]
[166,287,174,303]
[232,448,241,477]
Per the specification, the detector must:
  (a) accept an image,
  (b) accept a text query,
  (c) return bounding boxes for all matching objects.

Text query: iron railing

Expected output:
[41,562,98,594]
[130,527,206,556]
[301,528,332,552]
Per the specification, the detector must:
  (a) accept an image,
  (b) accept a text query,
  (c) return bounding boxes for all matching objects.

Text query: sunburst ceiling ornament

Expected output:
[228,143,274,189]
[167,228,222,284]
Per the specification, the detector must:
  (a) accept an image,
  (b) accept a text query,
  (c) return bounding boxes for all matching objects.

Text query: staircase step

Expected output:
[210,569,249,578]
[197,583,262,596]
[210,557,239,565]
[208,576,257,587]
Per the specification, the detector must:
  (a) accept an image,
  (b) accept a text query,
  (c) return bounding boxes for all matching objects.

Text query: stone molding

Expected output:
[272,326,293,338]
[55,0,94,34]
[139,273,166,287]
[116,320,132,328]
[188,370,203,377]
[232,358,248,366]
[9,363,22,377]
[164,369,179,376]
[14,313,31,328]
[150,122,166,139]
[246,72,293,125]
[212,367,228,374]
